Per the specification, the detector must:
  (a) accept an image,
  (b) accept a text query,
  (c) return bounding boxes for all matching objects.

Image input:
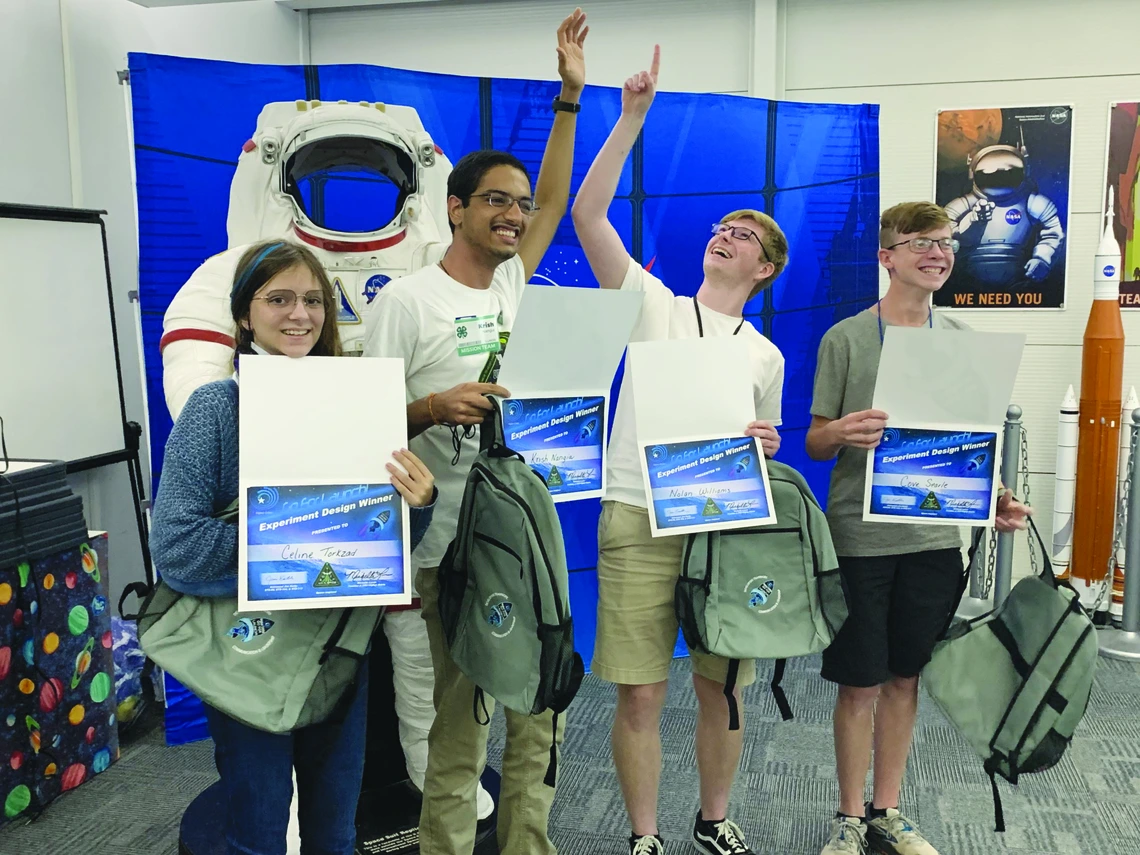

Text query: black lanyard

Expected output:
[693,297,745,338]
[876,298,932,344]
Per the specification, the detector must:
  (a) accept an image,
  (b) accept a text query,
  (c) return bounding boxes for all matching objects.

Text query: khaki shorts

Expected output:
[591,500,757,687]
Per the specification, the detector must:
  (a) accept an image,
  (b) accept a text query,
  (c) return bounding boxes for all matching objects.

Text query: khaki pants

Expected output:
[417,566,564,855]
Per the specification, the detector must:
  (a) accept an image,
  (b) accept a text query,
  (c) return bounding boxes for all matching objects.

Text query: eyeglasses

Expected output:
[886,237,960,254]
[470,192,540,216]
[711,223,768,259]
[253,290,326,311]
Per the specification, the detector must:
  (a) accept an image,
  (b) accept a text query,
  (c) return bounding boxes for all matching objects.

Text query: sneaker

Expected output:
[630,833,665,855]
[820,815,868,855]
[693,811,755,854]
[865,808,939,855]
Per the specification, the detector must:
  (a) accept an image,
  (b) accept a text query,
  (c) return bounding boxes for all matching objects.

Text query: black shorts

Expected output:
[821,548,964,688]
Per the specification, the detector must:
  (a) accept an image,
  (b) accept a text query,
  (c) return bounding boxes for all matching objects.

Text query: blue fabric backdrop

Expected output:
[129,53,879,744]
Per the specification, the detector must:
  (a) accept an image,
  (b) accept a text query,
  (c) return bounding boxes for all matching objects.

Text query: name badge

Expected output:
[454,314,500,357]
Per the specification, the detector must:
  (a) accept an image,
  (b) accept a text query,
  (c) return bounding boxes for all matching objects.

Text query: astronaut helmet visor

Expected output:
[284,136,417,234]
[973,164,1025,191]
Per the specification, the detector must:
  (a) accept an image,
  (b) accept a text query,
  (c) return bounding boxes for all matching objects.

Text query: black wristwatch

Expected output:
[552,97,581,114]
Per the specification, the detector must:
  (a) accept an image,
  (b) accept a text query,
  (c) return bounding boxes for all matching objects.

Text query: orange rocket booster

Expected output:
[1072,190,1125,587]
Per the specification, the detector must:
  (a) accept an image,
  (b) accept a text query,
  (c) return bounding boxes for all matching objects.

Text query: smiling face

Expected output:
[702,218,775,293]
[879,225,956,294]
[448,164,532,263]
[241,264,326,357]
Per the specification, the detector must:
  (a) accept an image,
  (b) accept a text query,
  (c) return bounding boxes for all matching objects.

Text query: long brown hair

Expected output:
[230,240,342,357]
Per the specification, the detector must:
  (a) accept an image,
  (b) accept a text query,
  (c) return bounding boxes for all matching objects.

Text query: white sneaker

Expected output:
[630,834,665,855]
[865,809,939,855]
[820,815,867,855]
[476,781,494,821]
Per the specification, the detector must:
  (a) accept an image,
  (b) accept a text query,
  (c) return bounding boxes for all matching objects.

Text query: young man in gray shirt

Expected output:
[806,202,1030,855]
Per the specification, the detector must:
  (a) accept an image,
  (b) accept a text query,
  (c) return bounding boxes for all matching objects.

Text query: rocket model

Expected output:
[1070,188,1126,610]
[1052,384,1078,579]
[1112,386,1140,621]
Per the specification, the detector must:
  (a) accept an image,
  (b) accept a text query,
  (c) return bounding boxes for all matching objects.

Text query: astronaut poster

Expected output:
[1105,101,1140,308]
[934,105,1073,309]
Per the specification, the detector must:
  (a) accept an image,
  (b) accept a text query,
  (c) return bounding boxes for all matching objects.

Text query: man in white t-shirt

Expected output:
[363,11,587,855]
[570,47,788,855]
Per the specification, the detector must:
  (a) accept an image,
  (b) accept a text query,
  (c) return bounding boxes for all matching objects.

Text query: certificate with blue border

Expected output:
[501,395,606,502]
[244,482,409,603]
[639,435,777,537]
[863,425,1001,525]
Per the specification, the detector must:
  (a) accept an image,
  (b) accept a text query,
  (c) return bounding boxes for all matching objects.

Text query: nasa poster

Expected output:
[1105,101,1140,308]
[934,105,1074,310]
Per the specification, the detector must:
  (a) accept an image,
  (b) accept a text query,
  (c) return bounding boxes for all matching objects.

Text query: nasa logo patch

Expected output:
[363,274,391,305]
[1049,107,1070,124]
[1104,265,1117,278]
[1005,209,1023,225]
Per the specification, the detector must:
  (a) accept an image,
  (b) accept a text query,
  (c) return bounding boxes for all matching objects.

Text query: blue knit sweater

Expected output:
[151,379,434,597]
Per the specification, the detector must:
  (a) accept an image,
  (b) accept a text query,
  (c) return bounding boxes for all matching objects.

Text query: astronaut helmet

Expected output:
[968,142,1029,202]
[226,100,452,252]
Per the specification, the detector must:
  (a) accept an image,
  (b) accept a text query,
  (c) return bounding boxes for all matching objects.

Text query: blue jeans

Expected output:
[203,659,369,855]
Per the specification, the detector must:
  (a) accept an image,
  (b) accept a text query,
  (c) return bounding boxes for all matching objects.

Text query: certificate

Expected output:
[238,356,412,611]
[500,394,606,502]
[630,337,776,537]
[642,435,773,535]
[863,426,1000,525]
[863,326,1024,526]
[497,284,642,501]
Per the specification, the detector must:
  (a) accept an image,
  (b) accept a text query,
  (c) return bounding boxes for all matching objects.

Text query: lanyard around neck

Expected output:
[693,297,745,338]
[876,299,932,344]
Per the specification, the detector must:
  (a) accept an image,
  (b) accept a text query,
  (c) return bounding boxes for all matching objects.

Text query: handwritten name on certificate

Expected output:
[864,427,999,525]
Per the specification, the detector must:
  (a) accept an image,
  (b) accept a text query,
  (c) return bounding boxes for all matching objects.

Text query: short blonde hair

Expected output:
[879,202,952,248]
[719,209,789,299]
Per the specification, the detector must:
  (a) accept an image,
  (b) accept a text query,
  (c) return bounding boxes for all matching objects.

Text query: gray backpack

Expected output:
[437,399,584,784]
[675,459,847,728]
[923,518,1096,832]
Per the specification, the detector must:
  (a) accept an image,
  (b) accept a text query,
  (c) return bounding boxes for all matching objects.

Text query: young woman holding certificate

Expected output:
[149,239,436,855]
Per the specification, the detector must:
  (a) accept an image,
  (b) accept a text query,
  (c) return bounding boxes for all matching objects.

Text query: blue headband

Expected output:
[231,241,286,311]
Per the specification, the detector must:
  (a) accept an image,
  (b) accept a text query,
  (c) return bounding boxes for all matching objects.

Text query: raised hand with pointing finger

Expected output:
[622,44,660,119]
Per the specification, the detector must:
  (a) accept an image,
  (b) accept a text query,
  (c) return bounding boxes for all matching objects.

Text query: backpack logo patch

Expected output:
[920,491,942,511]
[227,612,276,655]
[702,498,722,517]
[313,563,342,588]
[745,577,780,614]
[485,594,515,638]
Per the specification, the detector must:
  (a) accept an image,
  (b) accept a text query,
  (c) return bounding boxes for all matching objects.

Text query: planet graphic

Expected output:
[60,763,86,792]
[70,637,95,689]
[80,544,100,582]
[93,748,111,774]
[937,108,1003,172]
[5,715,13,727]
[68,606,89,636]
[43,633,59,654]
[39,678,64,714]
[29,600,36,615]
[92,596,107,616]
[101,631,112,650]
[65,572,77,590]
[18,678,34,695]
[68,705,84,726]
[44,762,57,777]
[89,672,111,704]
[0,583,10,605]
[0,646,10,680]
[85,727,95,745]
[17,563,29,588]
[4,784,31,819]
[21,639,33,667]
[12,608,22,627]
[9,751,22,771]
[42,574,54,591]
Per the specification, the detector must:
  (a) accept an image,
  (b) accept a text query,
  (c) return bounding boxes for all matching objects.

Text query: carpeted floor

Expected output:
[3,654,1139,855]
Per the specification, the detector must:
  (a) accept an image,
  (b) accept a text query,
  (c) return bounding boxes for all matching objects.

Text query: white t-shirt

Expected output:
[606,258,785,509]
[363,256,528,571]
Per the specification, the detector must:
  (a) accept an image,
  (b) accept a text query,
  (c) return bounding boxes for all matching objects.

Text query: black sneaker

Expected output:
[630,833,665,855]
[693,810,755,854]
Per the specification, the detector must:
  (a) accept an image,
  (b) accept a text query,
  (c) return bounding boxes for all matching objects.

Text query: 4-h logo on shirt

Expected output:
[457,325,468,339]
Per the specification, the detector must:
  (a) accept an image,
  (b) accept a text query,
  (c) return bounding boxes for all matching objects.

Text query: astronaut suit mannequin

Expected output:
[160,99,495,822]
[944,136,1065,288]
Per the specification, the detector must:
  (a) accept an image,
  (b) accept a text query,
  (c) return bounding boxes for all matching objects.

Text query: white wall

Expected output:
[0,0,302,609]
[785,0,1140,583]
[0,1,73,206]
[309,0,762,95]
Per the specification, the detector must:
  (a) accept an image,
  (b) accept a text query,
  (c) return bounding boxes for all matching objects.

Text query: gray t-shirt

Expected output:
[810,308,971,557]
